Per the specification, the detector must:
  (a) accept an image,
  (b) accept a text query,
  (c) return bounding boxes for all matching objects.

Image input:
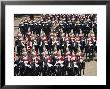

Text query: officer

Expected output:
[24,19,29,37]
[19,20,25,35]
[29,20,34,33]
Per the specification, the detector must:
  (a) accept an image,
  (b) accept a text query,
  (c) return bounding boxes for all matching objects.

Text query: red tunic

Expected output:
[36,57,38,63]
[27,41,32,49]
[78,36,81,41]
[36,48,38,55]
[68,37,71,41]
[27,55,32,63]
[54,51,58,56]
[60,56,65,61]
[73,37,76,42]
[81,52,84,57]
[48,56,52,63]
[42,53,45,61]
[75,53,79,61]
[69,53,72,60]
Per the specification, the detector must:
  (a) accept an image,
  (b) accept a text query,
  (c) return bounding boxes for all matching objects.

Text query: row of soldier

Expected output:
[19,14,97,38]
[14,54,85,76]
[15,30,97,62]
